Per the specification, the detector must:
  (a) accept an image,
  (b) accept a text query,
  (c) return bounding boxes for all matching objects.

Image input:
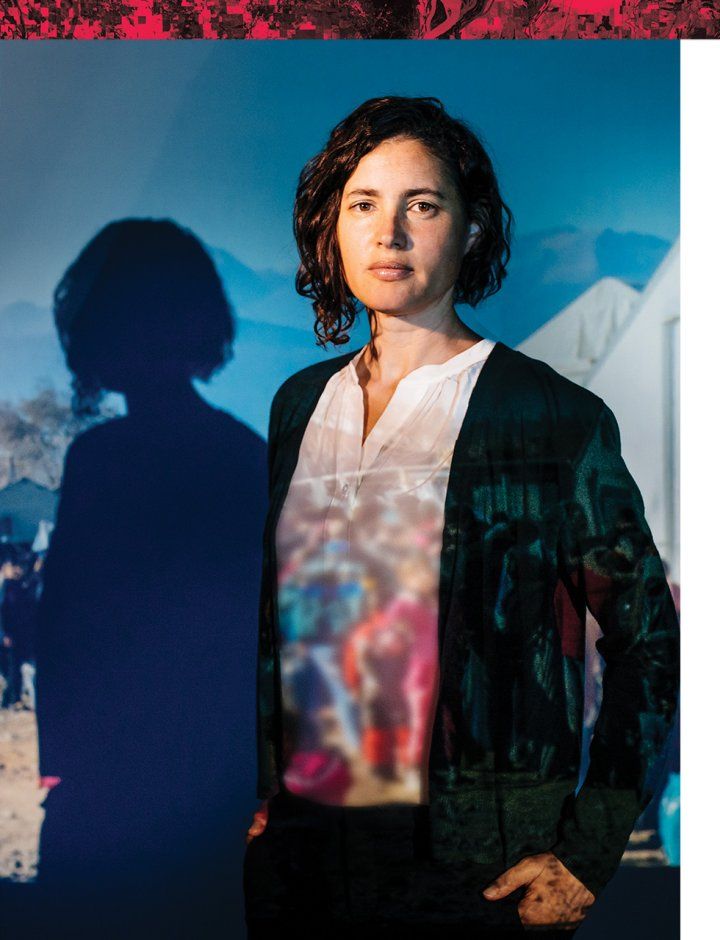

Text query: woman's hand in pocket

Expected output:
[483,851,595,930]
[246,800,269,845]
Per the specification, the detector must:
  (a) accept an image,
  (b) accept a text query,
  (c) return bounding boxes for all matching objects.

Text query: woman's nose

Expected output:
[376,210,409,250]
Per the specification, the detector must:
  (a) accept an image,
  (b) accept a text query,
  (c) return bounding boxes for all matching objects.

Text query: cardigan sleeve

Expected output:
[255,385,286,800]
[550,402,680,900]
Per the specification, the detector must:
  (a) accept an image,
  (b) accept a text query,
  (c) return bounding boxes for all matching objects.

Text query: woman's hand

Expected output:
[246,800,269,845]
[483,850,595,930]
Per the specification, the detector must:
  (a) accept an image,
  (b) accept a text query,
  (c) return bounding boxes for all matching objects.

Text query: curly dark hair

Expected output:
[53,218,235,415]
[293,96,513,348]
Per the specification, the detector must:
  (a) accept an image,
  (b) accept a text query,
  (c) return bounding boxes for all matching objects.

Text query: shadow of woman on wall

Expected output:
[33,219,268,938]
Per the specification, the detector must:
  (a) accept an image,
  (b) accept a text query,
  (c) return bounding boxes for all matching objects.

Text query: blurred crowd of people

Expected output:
[0,545,43,711]
[277,494,444,805]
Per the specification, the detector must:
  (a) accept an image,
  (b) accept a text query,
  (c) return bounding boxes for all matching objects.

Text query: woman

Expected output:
[243,97,680,938]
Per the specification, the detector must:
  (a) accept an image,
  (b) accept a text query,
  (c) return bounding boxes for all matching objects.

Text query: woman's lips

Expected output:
[368,265,413,281]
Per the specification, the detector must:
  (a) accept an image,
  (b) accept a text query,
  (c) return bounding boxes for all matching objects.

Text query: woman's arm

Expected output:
[551,402,680,900]
[255,384,289,802]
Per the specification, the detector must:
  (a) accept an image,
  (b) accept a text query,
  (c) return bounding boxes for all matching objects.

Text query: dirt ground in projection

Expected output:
[0,709,665,884]
[0,710,45,881]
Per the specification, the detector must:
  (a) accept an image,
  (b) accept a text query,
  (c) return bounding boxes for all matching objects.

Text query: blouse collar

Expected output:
[346,337,496,388]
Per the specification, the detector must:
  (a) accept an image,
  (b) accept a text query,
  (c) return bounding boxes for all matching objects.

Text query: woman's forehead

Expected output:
[343,138,456,193]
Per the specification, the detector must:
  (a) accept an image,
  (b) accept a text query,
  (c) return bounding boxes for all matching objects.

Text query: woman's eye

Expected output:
[351,201,374,212]
[410,202,438,215]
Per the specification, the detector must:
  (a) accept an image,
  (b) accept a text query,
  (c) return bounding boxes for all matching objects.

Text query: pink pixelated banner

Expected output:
[0,0,717,38]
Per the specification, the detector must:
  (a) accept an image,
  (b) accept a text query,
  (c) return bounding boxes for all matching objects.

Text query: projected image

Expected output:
[0,39,680,940]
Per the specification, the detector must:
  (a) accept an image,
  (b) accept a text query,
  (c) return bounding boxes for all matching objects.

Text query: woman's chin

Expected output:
[358,292,426,319]
[355,283,452,322]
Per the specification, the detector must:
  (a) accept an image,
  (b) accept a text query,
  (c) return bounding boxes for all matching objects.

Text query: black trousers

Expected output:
[244,789,579,938]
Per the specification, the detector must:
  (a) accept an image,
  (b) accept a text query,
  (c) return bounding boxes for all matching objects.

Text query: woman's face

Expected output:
[336,137,472,319]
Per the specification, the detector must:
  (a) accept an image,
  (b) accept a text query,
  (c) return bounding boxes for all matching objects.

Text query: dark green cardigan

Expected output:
[255,339,680,900]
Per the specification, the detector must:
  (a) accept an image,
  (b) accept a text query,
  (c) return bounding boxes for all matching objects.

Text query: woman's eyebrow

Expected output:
[405,188,446,200]
[344,187,447,199]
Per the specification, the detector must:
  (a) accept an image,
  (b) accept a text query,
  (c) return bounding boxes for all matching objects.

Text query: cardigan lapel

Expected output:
[436,339,511,657]
[267,347,361,538]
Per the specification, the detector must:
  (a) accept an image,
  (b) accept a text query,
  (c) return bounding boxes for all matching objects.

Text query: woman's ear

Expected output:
[464,222,481,256]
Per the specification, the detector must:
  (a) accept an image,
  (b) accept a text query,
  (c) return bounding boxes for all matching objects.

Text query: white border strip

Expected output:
[680,39,720,938]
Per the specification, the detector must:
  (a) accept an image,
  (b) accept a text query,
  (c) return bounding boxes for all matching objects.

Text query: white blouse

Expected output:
[275,337,497,806]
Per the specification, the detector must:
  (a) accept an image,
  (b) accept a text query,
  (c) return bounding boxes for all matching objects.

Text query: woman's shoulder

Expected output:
[269,347,362,421]
[472,342,616,466]
[487,341,607,425]
[276,347,361,394]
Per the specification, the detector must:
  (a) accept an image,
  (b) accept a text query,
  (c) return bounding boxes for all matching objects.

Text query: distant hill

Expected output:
[0,301,70,401]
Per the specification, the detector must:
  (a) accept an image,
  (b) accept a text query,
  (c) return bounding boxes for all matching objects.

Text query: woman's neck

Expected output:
[357,304,483,388]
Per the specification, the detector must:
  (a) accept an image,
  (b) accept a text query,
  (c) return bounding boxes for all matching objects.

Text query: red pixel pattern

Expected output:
[1,0,717,38]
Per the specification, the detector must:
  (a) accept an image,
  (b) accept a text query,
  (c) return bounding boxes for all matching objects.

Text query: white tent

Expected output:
[585,242,679,578]
[519,241,680,579]
[518,277,640,386]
